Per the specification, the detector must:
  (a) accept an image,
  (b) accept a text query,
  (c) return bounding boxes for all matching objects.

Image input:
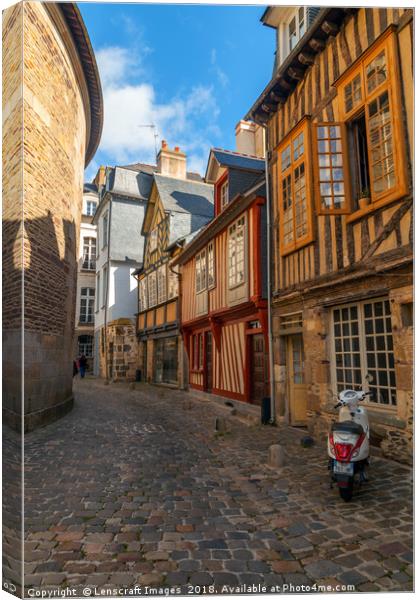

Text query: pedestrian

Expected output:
[79,354,87,379]
[73,359,78,378]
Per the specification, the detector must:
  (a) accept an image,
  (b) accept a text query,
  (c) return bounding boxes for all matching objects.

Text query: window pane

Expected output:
[367,92,395,195]
[366,49,387,94]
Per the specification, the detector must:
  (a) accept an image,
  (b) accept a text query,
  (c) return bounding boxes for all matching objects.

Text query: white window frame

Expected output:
[207,241,215,290]
[149,228,158,253]
[148,271,157,308]
[82,237,96,271]
[157,264,167,305]
[221,180,229,209]
[195,249,207,294]
[78,334,93,358]
[86,201,97,216]
[168,267,178,299]
[80,287,95,324]
[330,297,396,410]
[228,215,247,290]
[139,277,148,312]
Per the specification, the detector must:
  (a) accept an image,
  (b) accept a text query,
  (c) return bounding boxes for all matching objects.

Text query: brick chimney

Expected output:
[93,165,106,188]
[235,120,265,158]
[157,140,187,179]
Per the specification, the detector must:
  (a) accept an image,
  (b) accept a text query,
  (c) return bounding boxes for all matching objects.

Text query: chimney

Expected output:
[93,165,106,188]
[157,140,187,179]
[235,120,265,158]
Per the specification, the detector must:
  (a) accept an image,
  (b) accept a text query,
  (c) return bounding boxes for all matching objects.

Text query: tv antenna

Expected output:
[138,124,159,162]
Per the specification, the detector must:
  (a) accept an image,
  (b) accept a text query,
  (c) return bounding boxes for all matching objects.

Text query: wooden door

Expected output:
[250,334,267,406]
[287,334,307,425]
[205,332,213,392]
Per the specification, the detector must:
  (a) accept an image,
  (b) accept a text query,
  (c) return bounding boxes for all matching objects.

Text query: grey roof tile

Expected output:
[154,174,214,217]
[211,149,265,172]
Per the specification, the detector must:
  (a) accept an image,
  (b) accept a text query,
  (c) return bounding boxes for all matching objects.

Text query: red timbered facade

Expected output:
[174,148,269,405]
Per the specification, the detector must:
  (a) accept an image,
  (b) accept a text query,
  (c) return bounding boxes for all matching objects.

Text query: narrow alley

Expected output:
[6,379,413,595]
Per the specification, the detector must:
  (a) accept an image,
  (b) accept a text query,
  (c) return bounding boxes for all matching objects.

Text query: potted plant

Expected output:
[358,188,371,209]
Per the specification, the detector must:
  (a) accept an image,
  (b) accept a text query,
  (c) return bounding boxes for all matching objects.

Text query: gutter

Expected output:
[261,127,276,425]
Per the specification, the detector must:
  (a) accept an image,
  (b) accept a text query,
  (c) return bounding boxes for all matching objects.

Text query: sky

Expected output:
[78,2,275,181]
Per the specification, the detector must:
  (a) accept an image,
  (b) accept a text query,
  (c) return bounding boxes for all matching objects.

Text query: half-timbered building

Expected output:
[135,142,214,387]
[247,7,413,462]
[174,137,269,406]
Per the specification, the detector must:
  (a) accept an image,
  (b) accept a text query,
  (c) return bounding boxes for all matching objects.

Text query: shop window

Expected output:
[331,298,396,407]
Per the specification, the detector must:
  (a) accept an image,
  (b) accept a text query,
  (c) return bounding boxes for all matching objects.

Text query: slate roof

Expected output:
[211,149,265,173]
[154,174,214,217]
[109,166,154,201]
[83,182,98,193]
[120,162,203,182]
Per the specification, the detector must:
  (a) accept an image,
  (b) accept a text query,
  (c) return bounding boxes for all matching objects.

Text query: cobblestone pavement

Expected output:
[6,378,413,595]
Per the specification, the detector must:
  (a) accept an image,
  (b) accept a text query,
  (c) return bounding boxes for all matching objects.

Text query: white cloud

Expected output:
[210,48,229,88]
[94,44,222,174]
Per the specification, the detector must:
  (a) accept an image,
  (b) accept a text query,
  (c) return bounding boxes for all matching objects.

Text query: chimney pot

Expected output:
[162,140,167,149]
[175,146,180,152]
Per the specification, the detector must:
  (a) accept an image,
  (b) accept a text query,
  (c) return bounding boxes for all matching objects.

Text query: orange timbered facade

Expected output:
[247,7,413,463]
[176,149,269,405]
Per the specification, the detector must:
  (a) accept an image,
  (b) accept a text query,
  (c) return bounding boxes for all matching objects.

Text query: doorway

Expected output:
[250,333,268,406]
[287,334,307,425]
[205,331,213,392]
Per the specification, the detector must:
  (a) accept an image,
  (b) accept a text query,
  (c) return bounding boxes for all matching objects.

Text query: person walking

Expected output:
[79,354,87,379]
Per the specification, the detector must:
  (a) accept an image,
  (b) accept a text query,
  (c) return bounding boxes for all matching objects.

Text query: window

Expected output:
[191,333,203,370]
[331,298,396,407]
[228,215,246,288]
[102,212,109,247]
[82,237,96,270]
[195,249,207,294]
[220,180,229,209]
[139,277,148,312]
[78,334,93,358]
[96,273,100,310]
[149,229,158,253]
[278,119,312,253]
[314,124,348,213]
[336,31,407,211]
[288,16,297,52]
[148,271,157,307]
[80,288,95,323]
[288,7,305,52]
[85,201,97,216]
[207,242,215,289]
[157,264,167,304]
[168,267,178,299]
[154,337,178,384]
[102,266,108,308]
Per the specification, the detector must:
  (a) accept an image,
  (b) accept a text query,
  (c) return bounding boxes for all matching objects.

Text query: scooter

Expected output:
[328,389,370,501]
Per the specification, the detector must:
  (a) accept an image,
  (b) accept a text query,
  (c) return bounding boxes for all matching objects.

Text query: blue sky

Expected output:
[79,2,275,180]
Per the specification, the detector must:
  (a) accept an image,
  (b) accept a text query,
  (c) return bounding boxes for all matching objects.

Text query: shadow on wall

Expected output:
[109,264,138,319]
[3,211,77,433]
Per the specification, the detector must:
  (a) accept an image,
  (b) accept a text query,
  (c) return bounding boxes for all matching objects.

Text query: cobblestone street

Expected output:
[8,378,413,594]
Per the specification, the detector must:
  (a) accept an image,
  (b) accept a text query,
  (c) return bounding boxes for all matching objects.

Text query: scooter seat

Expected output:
[331,420,364,435]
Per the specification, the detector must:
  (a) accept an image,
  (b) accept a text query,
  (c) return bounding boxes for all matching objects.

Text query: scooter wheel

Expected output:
[339,485,353,502]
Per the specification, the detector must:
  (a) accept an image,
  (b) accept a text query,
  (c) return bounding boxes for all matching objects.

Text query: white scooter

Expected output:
[328,389,370,501]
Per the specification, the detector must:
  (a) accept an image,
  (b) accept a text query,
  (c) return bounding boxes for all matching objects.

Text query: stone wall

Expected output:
[3,2,97,431]
[272,273,413,465]
[96,320,138,382]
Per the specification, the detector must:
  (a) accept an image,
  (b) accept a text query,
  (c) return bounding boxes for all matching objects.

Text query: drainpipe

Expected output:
[103,182,113,382]
[168,249,184,390]
[262,125,276,424]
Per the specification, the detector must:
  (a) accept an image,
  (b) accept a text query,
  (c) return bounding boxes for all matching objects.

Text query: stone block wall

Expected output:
[3,2,92,431]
